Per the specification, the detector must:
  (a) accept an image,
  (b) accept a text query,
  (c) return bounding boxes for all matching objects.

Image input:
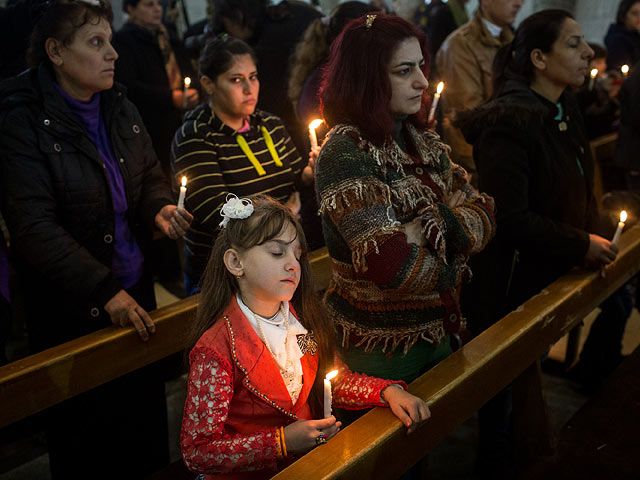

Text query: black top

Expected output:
[0,65,173,349]
[456,81,609,333]
[605,23,640,72]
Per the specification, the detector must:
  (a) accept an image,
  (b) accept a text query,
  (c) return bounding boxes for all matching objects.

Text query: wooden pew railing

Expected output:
[2,226,640,478]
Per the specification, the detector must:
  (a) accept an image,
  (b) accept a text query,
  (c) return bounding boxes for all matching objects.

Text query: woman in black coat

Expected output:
[458,10,616,333]
[0,0,192,477]
[457,10,620,477]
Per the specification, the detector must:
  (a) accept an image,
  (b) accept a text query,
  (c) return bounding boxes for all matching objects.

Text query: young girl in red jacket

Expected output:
[181,194,431,478]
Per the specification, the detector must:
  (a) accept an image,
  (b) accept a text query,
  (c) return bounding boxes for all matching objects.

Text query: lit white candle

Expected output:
[323,369,339,418]
[428,82,444,123]
[612,210,627,247]
[177,176,187,210]
[183,76,191,108]
[621,65,630,77]
[308,119,323,151]
[588,68,598,90]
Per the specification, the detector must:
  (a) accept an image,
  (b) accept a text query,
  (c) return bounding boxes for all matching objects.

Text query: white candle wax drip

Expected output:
[611,210,627,247]
[177,176,187,210]
[428,82,444,123]
[323,369,338,418]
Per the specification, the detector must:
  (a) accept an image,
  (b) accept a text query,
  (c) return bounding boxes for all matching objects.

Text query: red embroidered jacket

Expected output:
[181,296,407,479]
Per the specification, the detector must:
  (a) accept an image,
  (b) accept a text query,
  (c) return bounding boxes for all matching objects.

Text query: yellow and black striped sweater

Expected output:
[171,104,303,280]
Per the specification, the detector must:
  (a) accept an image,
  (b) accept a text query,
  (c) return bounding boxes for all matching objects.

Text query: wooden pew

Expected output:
[2,225,640,479]
[0,248,330,430]
[272,225,640,479]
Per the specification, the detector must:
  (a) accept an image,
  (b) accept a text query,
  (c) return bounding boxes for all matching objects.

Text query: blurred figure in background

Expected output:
[605,0,640,72]
[575,43,620,140]
[413,0,468,60]
[436,0,523,183]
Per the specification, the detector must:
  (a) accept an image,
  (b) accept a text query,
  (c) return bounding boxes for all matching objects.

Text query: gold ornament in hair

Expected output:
[365,14,377,30]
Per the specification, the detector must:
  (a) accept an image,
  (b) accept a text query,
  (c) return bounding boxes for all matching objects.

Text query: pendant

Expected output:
[297,332,318,355]
[558,121,568,132]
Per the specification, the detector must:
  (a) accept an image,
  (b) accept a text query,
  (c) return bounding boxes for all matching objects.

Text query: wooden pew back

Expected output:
[273,225,640,479]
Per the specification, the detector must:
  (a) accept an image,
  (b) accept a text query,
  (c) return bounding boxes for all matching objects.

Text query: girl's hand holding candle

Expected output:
[427,81,444,123]
[589,68,598,90]
[621,64,630,77]
[177,176,187,210]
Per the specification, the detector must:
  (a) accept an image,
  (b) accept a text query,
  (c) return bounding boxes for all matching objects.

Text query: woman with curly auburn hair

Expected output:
[316,13,496,392]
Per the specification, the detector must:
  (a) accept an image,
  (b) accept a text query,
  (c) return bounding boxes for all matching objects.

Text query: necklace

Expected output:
[247,301,293,373]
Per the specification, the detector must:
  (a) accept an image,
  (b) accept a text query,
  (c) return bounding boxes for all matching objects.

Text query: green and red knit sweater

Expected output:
[315,123,495,354]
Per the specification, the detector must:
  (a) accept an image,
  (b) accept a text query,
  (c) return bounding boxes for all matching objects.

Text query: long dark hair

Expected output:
[320,13,430,146]
[616,0,640,26]
[27,0,113,67]
[187,195,337,417]
[492,9,573,98]
[199,35,257,81]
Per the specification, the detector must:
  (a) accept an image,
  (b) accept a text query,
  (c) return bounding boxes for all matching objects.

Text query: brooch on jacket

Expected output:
[297,332,318,355]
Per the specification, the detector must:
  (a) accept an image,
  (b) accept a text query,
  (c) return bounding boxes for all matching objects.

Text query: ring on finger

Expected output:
[315,432,327,446]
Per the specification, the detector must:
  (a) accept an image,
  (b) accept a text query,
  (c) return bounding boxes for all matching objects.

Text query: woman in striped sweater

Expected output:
[171,36,314,295]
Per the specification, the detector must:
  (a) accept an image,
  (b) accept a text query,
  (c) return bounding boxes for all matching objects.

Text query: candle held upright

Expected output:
[183,77,191,109]
[323,369,339,418]
[177,176,187,210]
[308,119,323,151]
[588,68,597,90]
[428,82,444,123]
[612,210,627,247]
[621,65,630,77]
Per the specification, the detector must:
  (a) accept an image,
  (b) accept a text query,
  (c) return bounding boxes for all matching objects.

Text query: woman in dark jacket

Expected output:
[458,10,615,332]
[605,0,640,72]
[0,0,192,477]
[457,10,619,477]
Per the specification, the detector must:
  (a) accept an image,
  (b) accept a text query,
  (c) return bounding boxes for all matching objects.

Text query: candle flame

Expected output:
[436,81,444,94]
[309,119,323,130]
[620,210,627,222]
[621,65,630,75]
[184,77,191,87]
[590,68,598,79]
[325,369,338,381]
[181,176,187,187]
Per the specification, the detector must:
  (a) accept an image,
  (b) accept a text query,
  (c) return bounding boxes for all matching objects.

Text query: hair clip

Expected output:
[365,14,377,30]
[218,33,230,42]
[219,193,254,228]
